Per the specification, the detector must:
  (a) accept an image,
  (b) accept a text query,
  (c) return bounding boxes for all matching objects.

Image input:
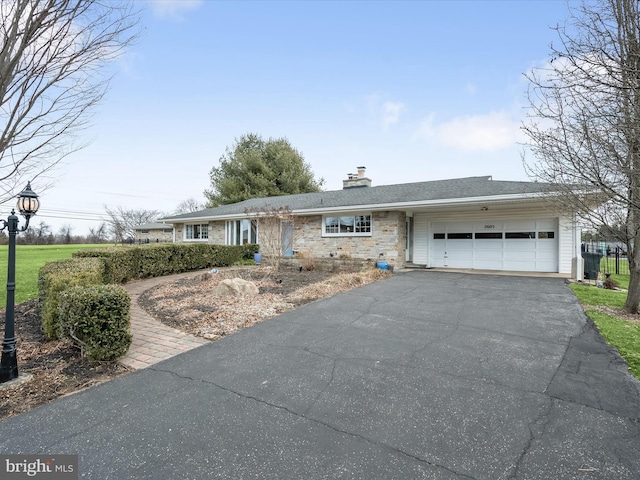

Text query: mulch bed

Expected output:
[0,300,128,420]
[137,268,339,340]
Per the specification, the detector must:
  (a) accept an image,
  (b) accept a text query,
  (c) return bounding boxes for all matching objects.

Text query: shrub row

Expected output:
[73,243,259,283]
[38,243,258,360]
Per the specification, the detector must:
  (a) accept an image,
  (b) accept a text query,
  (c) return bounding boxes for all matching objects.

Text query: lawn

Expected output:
[0,244,110,306]
[569,281,640,379]
[599,255,629,289]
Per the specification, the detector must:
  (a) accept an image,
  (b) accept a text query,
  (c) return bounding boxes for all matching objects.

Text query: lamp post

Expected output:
[0,182,40,383]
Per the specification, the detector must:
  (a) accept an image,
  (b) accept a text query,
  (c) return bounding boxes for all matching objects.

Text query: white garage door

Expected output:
[429,219,558,272]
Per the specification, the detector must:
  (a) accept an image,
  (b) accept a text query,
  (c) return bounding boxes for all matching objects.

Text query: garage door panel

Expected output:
[536,261,558,271]
[504,250,537,260]
[428,218,558,272]
[447,258,473,268]
[476,249,504,259]
[504,260,537,270]
[474,241,504,251]
[536,251,557,261]
[505,242,536,252]
[475,259,504,269]
[447,240,473,250]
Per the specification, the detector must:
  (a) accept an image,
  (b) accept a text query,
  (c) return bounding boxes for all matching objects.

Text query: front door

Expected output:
[282,222,293,257]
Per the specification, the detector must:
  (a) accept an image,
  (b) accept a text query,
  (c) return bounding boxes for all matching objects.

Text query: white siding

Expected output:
[413,213,429,264]
[558,213,576,276]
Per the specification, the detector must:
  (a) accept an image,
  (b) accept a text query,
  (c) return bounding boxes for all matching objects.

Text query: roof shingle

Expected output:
[161,176,554,221]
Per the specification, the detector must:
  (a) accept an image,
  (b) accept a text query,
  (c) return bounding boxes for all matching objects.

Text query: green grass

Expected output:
[568,283,626,308]
[585,309,640,379]
[599,256,629,289]
[0,244,110,305]
[569,281,640,379]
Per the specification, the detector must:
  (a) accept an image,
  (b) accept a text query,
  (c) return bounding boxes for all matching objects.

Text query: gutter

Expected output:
[161,191,555,223]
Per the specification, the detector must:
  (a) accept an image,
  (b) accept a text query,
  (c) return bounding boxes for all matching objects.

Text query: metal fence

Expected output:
[582,241,630,276]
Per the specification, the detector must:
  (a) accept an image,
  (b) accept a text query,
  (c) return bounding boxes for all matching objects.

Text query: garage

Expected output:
[425,218,559,272]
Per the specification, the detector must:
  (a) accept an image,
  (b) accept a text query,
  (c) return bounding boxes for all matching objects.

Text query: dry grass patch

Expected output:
[139,267,390,341]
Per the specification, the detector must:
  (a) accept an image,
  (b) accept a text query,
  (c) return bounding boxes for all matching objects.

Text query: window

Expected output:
[323,214,372,236]
[433,233,445,239]
[505,232,535,239]
[448,233,472,239]
[163,228,173,234]
[538,232,555,239]
[475,232,503,239]
[226,219,257,245]
[185,224,208,240]
[140,229,149,234]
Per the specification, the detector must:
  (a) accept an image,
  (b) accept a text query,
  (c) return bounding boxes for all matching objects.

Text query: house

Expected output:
[161,168,583,278]
[133,222,174,243]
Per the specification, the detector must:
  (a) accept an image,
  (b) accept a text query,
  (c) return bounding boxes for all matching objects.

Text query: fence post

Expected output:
[615,246,620,275]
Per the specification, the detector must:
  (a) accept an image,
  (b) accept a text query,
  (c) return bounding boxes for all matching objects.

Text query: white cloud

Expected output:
[414,111,521,152]
[147,0,203,20]
[381,101,406,130]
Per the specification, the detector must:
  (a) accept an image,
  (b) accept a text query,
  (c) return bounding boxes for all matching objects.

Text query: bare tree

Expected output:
[105,206,159,244]
[87,222,108,243]
[245,205,305,273]
[0,0,139,203]
[57,224,73,244]
[522,0,640,312]
[174,198,204,214]
[34,221,52,244]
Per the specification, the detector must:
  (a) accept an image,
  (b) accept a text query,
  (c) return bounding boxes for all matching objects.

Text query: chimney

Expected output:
[343,166,372,189]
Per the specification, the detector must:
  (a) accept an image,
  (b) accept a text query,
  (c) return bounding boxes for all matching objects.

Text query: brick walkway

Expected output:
[120,270,210,370]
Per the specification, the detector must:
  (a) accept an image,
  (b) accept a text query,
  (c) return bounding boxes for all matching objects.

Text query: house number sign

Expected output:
[484,225,496,229]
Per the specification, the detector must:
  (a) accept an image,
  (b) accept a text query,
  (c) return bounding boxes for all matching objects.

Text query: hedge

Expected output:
[58,285,132,361]
[73,243,259,283]
[39,242,259,351]
[38,258,107,339]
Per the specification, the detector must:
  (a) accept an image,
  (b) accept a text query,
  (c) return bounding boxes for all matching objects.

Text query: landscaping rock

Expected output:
[212,278,259,296]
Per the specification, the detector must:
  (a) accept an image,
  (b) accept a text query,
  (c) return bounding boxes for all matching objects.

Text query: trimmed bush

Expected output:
[73,243,253,282]
[73,247,140,284]
[58,284,132,361]
[38,258,107,339]
[242,244,259,259]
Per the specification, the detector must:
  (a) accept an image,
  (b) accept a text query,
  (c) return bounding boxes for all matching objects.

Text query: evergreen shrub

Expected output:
[38,258,106,339]
[73,243,253,281]
[59,284,132,361]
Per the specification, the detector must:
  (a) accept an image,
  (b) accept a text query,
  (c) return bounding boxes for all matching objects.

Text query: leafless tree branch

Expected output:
[0,0,139,203]
[522,0,640,311]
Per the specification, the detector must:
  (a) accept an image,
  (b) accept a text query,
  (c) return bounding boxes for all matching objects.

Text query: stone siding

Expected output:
[173,221,224,244]
[135,228,173,243]
[294,211,406,268]
[208,221,225,244]
[172,213,406,268]
[279,257,376,273]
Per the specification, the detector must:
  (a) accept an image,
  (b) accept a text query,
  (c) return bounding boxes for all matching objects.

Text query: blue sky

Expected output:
[34,0,574,235]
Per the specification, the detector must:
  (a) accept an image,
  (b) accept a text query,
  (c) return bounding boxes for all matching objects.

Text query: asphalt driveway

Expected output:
[1,271,639,479]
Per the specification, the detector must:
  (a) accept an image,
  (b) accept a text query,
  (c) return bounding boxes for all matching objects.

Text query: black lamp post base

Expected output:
[0,349,18,383]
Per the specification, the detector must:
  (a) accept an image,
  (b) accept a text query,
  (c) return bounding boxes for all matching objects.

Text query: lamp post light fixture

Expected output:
[0,182,40,383]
